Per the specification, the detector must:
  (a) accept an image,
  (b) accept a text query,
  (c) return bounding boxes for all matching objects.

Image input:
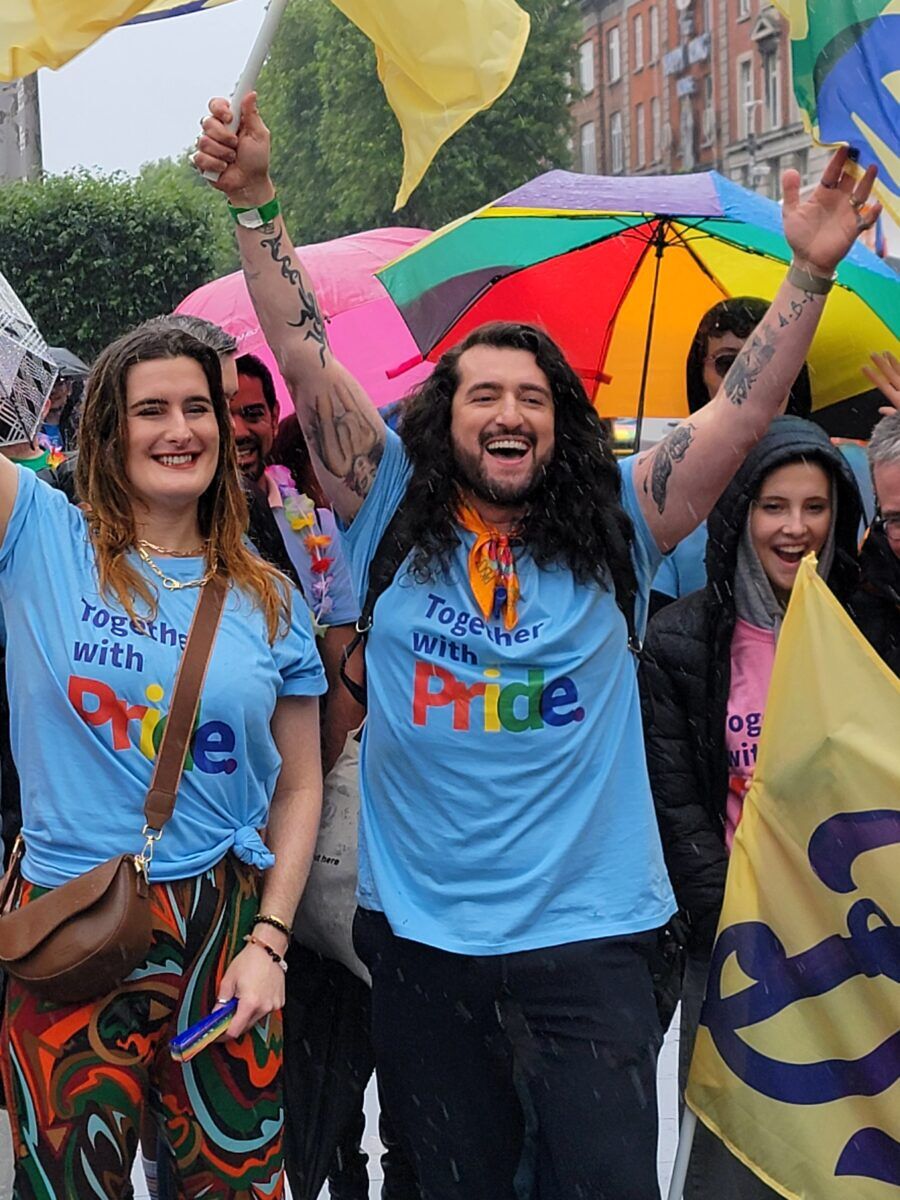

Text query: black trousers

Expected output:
[282,943,420,1200]
[354,908,663,1200]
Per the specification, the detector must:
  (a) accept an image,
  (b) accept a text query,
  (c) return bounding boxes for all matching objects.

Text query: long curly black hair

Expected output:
[393,322,637,607]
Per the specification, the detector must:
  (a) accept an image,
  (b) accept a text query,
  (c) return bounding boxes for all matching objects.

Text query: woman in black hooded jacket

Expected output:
[639,416,863,1199]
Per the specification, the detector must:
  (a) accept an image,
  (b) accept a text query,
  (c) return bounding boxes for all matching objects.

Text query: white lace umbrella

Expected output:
[0,270,58,448]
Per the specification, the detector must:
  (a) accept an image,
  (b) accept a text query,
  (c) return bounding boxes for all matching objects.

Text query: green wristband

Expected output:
[228,195,281,229]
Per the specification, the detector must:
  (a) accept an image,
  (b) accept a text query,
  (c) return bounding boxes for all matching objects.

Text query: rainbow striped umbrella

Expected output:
[378,170,899,427]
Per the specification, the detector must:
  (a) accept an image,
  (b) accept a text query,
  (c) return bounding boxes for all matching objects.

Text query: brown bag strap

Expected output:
[142,576,227,831]
[0,833,24,913]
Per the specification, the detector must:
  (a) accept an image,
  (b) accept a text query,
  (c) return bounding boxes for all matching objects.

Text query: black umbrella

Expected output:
[48,345,90,378]
[282,943,376,1200]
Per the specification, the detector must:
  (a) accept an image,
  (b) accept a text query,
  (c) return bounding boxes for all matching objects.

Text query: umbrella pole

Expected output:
[633,219,668,452]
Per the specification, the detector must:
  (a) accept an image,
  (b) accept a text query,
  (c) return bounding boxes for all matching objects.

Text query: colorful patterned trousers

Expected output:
[0,855,284,1199]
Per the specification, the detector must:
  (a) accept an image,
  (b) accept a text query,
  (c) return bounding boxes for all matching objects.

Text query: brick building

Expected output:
[571,0,830,196]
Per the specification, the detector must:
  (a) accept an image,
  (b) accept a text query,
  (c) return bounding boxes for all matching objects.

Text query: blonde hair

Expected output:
[75,325,291,643]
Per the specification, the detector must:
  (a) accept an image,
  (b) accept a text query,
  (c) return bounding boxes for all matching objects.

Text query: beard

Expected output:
[236,435,266,482]
[451,437,549,507]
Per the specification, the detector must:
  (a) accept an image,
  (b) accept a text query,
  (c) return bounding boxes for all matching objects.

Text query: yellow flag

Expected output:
[331,0,530,210]
[686,557,900,1198]
[0,0,235,80]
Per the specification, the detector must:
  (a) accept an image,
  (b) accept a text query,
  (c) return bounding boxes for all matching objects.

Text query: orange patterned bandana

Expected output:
[456,502,521,630]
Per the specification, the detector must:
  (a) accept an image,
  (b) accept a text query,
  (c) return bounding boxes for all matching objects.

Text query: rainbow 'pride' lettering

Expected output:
[412,662,585,733]
[68,674,237,774]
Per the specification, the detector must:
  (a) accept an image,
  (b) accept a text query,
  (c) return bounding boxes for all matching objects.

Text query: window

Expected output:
[701,74,715,144]
[651,96,661,161]
[704,0,714,31]
[607,26,621,82]
[738,58,754,138]
[579,121,597,174]
[737,0,750,17]
[763,50,780,130]
[578,40,595,94]
[792,147,809,185]
[767,156,780,199]
[610,110,624,173]
[633,14,644,71]
[649,6,659,63]
[635,103,646,167]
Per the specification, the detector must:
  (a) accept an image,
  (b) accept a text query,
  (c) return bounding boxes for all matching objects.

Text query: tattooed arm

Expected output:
[195,94,385,523]
[631,147,880,551]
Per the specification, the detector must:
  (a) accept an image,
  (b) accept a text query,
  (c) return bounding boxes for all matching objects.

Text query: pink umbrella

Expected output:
[176,227,433,414]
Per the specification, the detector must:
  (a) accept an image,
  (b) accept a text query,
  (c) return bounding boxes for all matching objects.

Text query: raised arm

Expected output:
[631,148,881,551]
[194,94,385,524]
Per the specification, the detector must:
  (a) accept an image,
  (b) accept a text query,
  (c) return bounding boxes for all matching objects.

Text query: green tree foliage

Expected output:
[0,161,236,361]
[258,0,580,242]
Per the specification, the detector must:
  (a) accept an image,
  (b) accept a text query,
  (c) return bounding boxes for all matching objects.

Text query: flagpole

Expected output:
[666,1108,697,1200]
[202,0,290,179]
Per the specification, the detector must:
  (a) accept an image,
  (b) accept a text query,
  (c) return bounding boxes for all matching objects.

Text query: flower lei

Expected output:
[37,431,65,470]
[268,465,334,621]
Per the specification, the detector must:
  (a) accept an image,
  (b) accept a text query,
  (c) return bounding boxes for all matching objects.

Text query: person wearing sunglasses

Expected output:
[848,410,900,676]
[652,298,816,611]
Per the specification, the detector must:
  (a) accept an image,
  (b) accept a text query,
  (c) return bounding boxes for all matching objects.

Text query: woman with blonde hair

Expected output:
[0,323,325,1198]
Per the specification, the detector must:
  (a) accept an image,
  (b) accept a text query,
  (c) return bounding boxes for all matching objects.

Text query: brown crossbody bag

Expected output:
[0,576,227,1004]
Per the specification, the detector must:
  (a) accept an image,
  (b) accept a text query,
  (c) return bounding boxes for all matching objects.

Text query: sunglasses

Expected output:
[231,403,270,424]
[704,351,740,378]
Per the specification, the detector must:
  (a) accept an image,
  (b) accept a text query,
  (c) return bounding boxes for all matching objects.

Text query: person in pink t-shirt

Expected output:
[640,416,864,1200]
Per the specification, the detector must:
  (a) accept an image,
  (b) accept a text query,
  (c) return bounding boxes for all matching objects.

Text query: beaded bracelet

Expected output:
[254,913,291,938]
[243,933,288,973]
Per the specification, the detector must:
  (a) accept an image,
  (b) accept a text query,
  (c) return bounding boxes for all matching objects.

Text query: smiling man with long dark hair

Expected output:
[196,91,881,1200]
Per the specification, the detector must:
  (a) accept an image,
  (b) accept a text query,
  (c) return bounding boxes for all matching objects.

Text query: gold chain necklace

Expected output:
[137,538,208,558]
[136,543,218,591]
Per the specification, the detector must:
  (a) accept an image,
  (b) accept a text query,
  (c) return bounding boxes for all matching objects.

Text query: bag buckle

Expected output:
[136,824,163,874]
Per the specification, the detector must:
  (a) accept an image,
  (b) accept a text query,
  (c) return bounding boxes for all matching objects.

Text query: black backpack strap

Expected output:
[611,556,642,658]
[340,500,413,708]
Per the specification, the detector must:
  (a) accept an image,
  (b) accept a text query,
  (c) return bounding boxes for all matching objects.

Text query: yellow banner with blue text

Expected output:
[686,556,900,1199]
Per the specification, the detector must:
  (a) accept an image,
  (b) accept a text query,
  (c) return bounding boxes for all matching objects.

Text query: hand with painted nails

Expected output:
[863,350,900,416]
[782,145,882,278]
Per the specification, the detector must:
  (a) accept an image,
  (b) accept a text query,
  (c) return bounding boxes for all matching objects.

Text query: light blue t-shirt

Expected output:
[0,468,326,888]
[344,429,676,955]
[653,521,709,600]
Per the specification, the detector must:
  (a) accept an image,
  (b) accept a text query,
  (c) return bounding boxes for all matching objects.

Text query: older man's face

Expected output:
[874,460,900,560]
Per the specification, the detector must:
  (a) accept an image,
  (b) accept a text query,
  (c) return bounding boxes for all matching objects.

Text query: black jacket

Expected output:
[639,418,863,950]
[847,523,900,676]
